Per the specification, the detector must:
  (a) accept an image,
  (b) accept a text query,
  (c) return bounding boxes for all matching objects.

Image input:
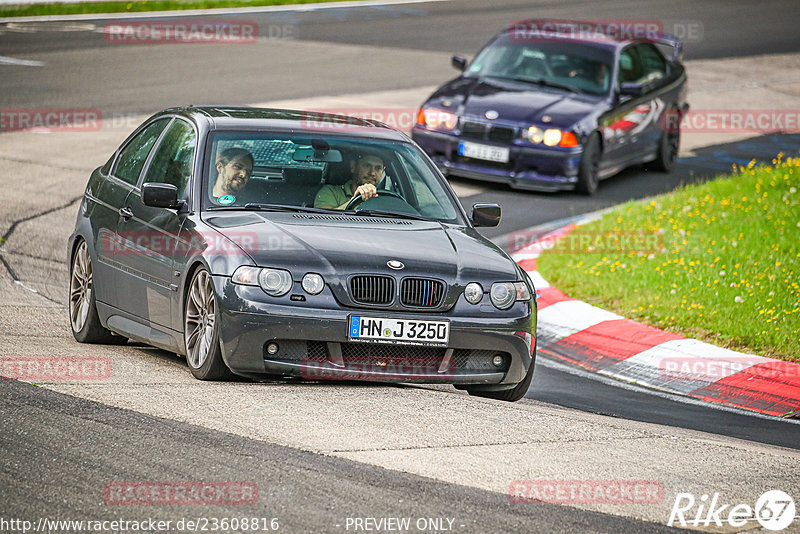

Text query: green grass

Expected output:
[537,155,800,361]
[0,0,348,18]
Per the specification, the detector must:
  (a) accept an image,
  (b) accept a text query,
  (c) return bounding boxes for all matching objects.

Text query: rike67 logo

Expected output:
[668,490,796,531]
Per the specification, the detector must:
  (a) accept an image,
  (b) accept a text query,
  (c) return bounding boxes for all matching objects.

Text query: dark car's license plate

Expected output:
[458,141,510,163]
[348,316,450,346]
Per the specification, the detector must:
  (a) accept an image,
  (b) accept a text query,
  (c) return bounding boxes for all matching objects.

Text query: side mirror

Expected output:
[619,82,643,97]
[142,182,184,210]
[472,203,501,227]
[451,55,467,72]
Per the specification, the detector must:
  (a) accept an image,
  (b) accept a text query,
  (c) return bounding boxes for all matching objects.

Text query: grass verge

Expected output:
[537,154,800,361]
[0,0,348,18]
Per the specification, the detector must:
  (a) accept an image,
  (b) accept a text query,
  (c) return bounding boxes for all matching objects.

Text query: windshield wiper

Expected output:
[347,209,434,222]
[207,203,336,214]
[488,75,582,94]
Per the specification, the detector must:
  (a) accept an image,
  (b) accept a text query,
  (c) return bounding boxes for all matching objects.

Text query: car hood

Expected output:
[203,212,520,284]
[432,77,603,128]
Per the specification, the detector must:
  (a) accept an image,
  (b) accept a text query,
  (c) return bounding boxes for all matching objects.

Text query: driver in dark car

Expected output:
[211,147,254,203]
[314,151,385,210]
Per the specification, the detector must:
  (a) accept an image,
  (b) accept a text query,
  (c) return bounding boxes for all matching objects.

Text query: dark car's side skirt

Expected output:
[97,301,185,355]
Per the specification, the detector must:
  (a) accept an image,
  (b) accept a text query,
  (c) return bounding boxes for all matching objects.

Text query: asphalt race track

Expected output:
[1,0,800,531]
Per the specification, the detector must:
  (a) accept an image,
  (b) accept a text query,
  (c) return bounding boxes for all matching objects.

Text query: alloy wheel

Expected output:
[185,269,216,369]
[69,241,93,333]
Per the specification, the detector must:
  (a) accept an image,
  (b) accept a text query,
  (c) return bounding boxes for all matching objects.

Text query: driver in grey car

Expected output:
[314,151,385,210]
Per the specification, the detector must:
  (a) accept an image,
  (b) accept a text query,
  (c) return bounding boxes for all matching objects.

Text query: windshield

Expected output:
[465,38,613,96]
[203,132,463,223]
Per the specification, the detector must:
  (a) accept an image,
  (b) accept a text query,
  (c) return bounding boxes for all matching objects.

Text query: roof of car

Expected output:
[163,106,411,141]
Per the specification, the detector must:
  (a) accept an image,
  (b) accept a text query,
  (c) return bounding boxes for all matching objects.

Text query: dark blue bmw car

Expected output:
[411,21,689,194]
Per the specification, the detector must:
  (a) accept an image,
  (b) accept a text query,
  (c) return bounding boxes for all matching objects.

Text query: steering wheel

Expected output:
[345,189,406,210]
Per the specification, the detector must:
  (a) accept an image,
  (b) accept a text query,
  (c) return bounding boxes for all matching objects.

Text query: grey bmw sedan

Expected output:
[68,107,537,401]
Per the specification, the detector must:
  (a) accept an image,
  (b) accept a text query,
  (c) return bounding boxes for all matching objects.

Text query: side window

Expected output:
[618,47,643,85]
[112,118,170,186]
[142,119,196,200]
[637,43,666,83]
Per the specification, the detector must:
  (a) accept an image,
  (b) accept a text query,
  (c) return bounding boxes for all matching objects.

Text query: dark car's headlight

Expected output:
[490,282,531,310]
[416,107,458,131]
[523,126,579,147]
[301,273,325,295]
[232,266,293,296]
[464,282,483,304]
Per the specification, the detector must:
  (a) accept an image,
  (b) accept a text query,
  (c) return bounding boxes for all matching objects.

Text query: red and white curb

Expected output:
[512,222,800,419]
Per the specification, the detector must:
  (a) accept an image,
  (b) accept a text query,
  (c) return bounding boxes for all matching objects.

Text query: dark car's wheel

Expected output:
[650,125,680,172]
[184,267,231,380]
[576,132,601,195]
[69,240,126,344]
[466,343,536,402]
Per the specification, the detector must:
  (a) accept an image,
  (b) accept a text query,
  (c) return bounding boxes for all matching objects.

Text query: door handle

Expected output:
[119,206,133,220]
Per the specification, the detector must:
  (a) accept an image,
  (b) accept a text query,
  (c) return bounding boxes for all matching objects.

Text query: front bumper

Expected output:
[214,277,536,387]
[412,128,583,192]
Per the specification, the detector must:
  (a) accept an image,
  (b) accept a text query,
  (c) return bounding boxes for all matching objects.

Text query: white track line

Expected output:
[0,54,44,66]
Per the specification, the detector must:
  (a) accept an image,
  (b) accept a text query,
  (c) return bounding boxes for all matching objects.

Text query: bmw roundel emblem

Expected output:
[387,260,404,270]
[485,110,499,120]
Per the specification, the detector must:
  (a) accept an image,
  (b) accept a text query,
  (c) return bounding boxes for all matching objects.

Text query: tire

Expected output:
[576,132,601,195]
[184,267,231,380]
[650,124,680,172]
[466,341,537,402]
[69,240,127,344]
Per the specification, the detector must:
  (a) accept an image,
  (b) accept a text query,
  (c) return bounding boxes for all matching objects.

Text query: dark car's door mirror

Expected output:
[451,55,467,72]
[619,82,643,97]
[142,182,184,210]
[472,203,501,227]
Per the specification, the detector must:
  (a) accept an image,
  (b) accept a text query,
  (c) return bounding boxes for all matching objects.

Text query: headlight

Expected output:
[259,268,293,296]
[416,107,458,131]
[231,266,261,286]
[490,281,531,310]
[523,126,579,148]
[302,273,325,295]
[490,282,515,309]
[464,282,483,304]
[523,126,543,143]
[232,266,294,296]
[514,281,531,301]
[543,128,562,146]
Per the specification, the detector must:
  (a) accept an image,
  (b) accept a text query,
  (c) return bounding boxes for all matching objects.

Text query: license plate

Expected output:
[349,316,450,346]
[458,141,510,163]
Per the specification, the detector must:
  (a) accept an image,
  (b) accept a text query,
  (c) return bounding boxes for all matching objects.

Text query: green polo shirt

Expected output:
[314,182,353,209]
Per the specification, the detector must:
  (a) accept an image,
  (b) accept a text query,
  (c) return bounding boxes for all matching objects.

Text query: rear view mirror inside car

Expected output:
[292,147,343,163]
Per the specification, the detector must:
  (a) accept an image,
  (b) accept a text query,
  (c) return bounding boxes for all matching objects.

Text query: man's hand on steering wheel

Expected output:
[345,188,406,210]
[352,183,378,204]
